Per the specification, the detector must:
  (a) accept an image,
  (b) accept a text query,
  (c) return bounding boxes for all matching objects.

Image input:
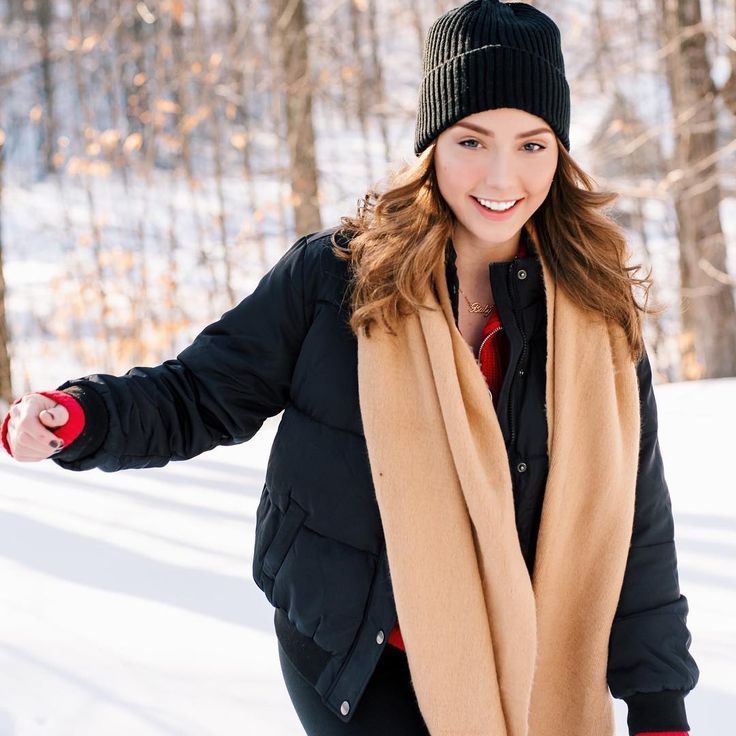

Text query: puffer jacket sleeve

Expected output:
[607,347,700,735]
[51,234,318,472]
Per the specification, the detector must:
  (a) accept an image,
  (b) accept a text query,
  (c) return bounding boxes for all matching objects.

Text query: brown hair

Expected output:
[332,137,662,363]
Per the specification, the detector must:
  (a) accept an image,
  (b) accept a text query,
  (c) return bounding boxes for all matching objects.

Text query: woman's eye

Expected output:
[459,139,545,152]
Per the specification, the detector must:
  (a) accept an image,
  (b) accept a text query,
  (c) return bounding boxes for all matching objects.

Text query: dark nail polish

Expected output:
[49,439,60,449]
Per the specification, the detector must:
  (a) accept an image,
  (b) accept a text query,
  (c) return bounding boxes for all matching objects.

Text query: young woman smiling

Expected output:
[433,107,559,356]
[3,2,698,735]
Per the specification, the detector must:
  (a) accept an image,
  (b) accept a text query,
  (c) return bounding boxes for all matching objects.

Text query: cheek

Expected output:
[436,164,465,201]
[539,153,558,188]
[525,161,556,199]
[444,163,481,199]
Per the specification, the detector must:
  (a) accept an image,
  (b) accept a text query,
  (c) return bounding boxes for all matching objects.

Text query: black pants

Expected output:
[278,640,431,735]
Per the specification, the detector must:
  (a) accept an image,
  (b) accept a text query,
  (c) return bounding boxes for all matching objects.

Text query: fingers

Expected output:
[39,404,69,428]
[7,417,64,461]
[6,393,68,462]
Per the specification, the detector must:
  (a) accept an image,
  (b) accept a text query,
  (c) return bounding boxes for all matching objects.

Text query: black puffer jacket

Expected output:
[53,226,699,735]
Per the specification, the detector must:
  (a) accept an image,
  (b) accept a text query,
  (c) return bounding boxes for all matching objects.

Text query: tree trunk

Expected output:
[0,130,12,405]
[70,0,112,367]
[350,0,375,184]
[719,0,736,117]
[227,0,269,268]
[270,0,322,236]
[658,0,736,378]
[365,0,391,166]
[36,0,57,174]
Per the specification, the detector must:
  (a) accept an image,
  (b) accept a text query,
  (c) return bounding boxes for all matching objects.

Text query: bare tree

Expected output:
[719,0,736,119]
[270,0,322,235]
[589,89,671,358]
[0,128,12,405]
[365,0,391,167]
[350,0,376,184]
[36,0,57,174]
[657,0,736,378]
[226,0,269,268]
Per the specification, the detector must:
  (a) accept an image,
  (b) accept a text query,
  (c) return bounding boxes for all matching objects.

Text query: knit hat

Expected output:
[414,0,571,155]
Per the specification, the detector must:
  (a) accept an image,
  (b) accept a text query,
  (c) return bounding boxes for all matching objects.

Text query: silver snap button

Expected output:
[340,700,350,716]
[376,630,385,645]
[517,269,527,280]
[517,462,527,473]
[518,368,525,376]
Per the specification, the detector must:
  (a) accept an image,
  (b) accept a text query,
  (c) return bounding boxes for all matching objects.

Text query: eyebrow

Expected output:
[454,122,554,138]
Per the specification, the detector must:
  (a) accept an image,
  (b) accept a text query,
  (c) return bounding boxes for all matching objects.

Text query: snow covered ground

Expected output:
[0,376,734,735]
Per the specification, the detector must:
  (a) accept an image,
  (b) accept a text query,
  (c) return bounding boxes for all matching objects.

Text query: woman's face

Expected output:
[433,107,559,257]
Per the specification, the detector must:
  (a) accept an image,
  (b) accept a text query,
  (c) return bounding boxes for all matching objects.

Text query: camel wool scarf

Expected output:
[356,247,641,736]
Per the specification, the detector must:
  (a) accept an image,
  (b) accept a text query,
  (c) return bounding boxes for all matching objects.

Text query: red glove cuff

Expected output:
[635,732,689,735]
[0,397,21,456]
[1,391,86,457]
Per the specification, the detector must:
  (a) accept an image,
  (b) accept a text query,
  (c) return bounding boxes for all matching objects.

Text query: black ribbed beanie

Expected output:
[414,0,571,155]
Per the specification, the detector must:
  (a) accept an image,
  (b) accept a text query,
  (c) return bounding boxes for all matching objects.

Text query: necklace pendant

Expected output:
[468,302,492,317]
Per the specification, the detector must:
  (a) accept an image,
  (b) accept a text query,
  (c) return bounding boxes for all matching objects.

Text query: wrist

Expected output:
[51,382,108,464]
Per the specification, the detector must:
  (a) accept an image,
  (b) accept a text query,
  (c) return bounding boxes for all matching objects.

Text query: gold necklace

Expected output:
[458,286,494,318]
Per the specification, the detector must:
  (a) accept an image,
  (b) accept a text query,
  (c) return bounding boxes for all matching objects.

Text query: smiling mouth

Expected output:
[471,196,524,212]
[470,194,524,216]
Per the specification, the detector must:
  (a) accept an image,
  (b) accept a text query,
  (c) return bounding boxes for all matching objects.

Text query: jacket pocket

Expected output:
[260,494,308,599]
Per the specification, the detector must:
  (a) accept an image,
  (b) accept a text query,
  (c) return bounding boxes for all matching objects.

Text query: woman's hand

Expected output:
[4,393,70,461]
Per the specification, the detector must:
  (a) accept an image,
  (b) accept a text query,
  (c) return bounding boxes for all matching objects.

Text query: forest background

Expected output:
[0,0,735,407]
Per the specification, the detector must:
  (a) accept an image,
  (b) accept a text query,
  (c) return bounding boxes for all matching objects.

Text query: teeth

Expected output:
[476,197,518,211]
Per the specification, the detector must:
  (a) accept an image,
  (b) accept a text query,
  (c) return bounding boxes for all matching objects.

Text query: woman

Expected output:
[3,1,698,735]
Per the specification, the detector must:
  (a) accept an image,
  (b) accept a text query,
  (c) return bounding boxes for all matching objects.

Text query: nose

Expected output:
[482,149,517,190]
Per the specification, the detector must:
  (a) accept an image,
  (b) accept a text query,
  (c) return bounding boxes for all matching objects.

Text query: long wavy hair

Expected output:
[331,136,663,364]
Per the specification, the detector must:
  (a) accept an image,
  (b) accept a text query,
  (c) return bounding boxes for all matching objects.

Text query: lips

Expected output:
[472,196,522,212]
[470,196,524,219]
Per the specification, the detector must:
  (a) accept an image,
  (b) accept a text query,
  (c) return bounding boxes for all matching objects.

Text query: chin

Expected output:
[471,223,519,241]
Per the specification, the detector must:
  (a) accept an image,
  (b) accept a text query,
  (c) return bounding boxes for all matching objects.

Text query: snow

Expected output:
[0,414,300,735]
[0,377,734,734]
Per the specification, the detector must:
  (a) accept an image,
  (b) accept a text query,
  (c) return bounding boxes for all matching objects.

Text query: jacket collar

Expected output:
[444,229,544,325]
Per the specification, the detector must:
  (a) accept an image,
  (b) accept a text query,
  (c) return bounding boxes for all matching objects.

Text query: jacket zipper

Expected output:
[507,263,528,449]
[476,325,503,361]
[476,325,503,397]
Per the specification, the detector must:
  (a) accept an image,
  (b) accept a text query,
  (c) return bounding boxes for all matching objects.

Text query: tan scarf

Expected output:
[357,245,641,736]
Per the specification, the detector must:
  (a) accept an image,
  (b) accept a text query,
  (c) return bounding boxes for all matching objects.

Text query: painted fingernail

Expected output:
[49,439,61,449]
